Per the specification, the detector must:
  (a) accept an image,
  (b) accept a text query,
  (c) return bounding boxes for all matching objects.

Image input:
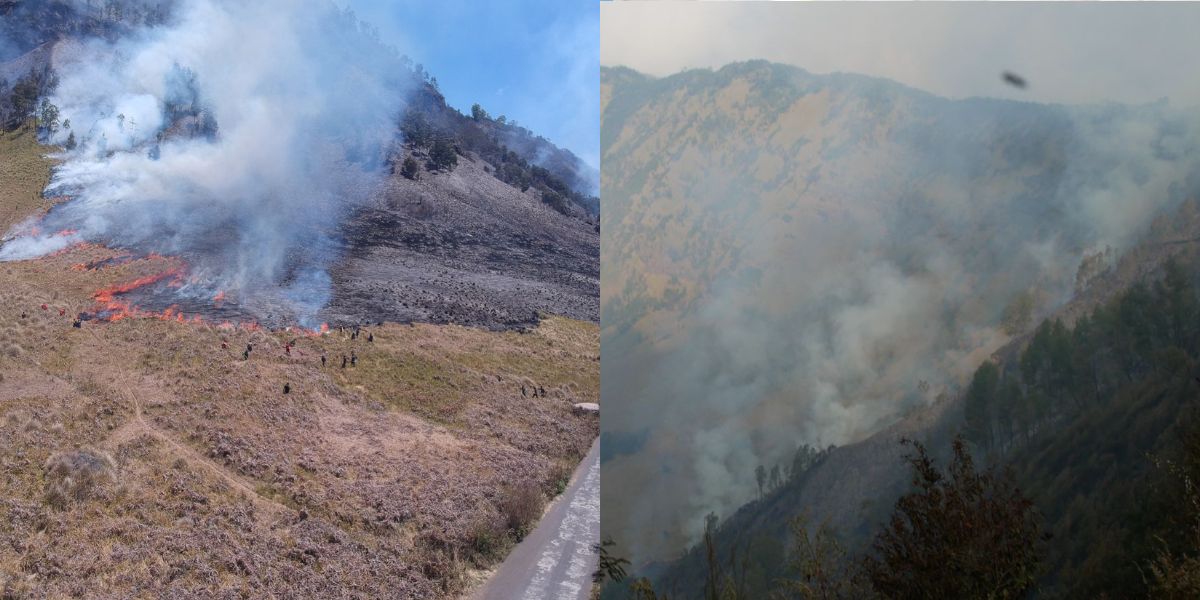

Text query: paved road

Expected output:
[472,438,600,600]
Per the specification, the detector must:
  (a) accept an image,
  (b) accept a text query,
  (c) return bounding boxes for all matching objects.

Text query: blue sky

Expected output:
[343,1,599,170]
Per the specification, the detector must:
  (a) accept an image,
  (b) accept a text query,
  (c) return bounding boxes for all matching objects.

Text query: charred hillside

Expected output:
[326,70,600,330]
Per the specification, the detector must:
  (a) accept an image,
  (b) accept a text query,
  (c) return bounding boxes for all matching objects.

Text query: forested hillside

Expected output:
[964,256,1200,597]
[609,252,1200,599]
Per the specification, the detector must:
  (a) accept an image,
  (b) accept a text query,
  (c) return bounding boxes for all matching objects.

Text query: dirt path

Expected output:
[471,437,600,600]
[119,387,290,514]
[78,326,289,513]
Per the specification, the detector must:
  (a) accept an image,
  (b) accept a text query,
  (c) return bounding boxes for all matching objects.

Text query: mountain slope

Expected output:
[600,60,1200,567]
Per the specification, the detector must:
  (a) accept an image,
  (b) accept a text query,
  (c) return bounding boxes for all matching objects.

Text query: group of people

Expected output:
[223,323,380,396]
[521,384,547,398]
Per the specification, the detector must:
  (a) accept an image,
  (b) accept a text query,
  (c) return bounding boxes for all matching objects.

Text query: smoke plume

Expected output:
[1,0,408,327]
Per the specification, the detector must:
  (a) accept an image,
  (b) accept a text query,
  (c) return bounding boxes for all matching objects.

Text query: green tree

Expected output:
[10,76,39,124]
[38,99,59,135]
[863,437,1044,600]
[791,444,819,482]
[400,155,419,180]
[471,103,489,121]
[400,109,432,148]
[1160,256,1198,348]
[427,137,458,171]
[963,361,999,450]
[776,515,877,600]
[1148,412,1200,598]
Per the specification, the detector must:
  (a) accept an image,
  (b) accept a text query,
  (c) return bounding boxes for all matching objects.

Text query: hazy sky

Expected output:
[346,0,599,169]
[602,2,1200,107]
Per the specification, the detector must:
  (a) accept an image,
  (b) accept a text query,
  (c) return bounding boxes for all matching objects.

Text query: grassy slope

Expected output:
[0,127,598,598]
[0,125,57,232]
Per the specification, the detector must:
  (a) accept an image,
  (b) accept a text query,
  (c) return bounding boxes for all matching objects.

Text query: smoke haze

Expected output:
[600,61,1200,563]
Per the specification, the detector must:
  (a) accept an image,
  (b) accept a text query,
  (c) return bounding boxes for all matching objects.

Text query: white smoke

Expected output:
[1,0,408,327]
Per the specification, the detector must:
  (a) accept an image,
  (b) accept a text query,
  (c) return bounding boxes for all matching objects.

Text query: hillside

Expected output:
[599,60,1200,583]
[0,1,599,331]
[0,126,599,598]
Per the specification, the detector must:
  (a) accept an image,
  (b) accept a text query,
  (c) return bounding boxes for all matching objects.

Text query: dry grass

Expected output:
[0,122,599,597]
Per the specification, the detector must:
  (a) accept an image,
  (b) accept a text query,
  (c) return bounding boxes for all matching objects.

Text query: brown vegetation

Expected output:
[0,132,599,597]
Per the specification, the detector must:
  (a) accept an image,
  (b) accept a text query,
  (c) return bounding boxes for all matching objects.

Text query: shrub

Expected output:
[468,514,509,563]
[498,482,545,539]
[427,137,458,172]
[400,155,419,180]
[43,449,117,509]
[546,462,573,497]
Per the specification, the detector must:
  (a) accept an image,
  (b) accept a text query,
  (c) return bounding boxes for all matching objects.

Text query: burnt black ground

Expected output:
[320,151,599,330]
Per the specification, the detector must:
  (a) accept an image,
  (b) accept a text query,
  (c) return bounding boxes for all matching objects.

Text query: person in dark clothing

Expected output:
[341,355,347,368]
[321,355,327,367]
[283,383,290,394]
[521,385,527,397]
[247,344,253,353]
[72,320,81,328]
[538,386,545,397]
[350,352,357,367]
[243,350,249,360]
[368,333,374,343]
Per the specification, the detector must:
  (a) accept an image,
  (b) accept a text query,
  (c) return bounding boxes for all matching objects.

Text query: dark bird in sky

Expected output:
[1002,71,1027,89]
